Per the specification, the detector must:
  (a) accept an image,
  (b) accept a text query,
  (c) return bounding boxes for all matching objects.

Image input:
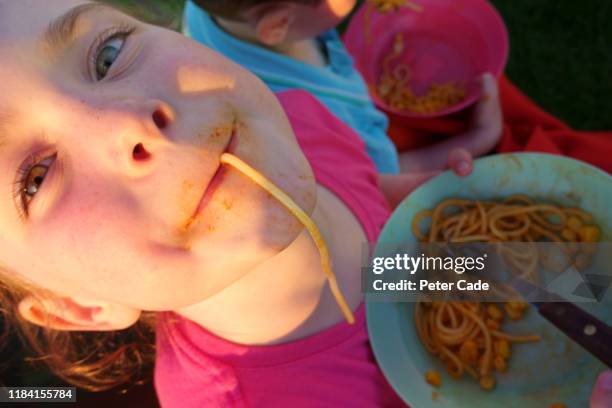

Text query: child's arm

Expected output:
[378,171,439,209]
[398,73,503,173]
[378,147,473,209]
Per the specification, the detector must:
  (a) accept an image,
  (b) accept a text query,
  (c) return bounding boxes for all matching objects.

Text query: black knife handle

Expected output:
[537,302,612,368]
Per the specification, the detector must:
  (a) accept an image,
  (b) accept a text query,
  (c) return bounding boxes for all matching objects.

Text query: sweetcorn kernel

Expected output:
[504,302,526,320]
[479,375,496,391]
[561,228,576,242]
[494,339,510,359]
[425,370,442,387]
[459,340,479,364]
[486,304,504,321]
[579,225,600,242]
[566,216,582,232]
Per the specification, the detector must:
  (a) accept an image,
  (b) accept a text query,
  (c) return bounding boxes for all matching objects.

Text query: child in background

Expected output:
[183,0,503,175]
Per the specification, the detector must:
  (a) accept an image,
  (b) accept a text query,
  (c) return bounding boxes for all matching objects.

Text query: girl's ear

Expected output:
[252,4,296,46]
[18,295,141,331]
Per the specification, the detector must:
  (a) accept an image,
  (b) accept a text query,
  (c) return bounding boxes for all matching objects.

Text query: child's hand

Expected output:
[398,73,501,174]
[447,147,473,177]
[465,72,503,153]
[381,148,473,208]
[591,371,612,408]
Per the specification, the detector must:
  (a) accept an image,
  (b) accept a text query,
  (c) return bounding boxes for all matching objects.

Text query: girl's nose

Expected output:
[113,99,176,177]
[130,101,174,160]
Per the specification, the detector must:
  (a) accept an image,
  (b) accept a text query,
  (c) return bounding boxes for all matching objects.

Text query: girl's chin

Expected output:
[190,229,292,260]
[186,182,303,250]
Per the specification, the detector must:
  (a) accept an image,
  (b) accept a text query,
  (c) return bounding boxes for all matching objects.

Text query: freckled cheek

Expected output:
[41,189,145,253]
[32,210,150,291]
[23,220,122,295]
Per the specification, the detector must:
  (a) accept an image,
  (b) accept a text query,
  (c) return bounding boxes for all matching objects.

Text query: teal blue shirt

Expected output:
[183,0,400,173]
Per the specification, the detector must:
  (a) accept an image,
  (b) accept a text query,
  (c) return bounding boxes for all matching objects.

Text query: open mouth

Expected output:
[183,126,237,230]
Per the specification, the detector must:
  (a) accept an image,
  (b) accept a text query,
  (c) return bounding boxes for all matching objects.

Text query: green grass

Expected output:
[103,0,184,30]
[489,0,612,130]
[105,0,611,130]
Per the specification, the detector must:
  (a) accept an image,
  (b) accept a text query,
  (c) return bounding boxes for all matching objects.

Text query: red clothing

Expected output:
[387,76,612,173]
[154,90,405,408]
[497,76,612,172]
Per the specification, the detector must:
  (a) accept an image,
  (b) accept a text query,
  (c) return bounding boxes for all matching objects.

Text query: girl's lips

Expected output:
[184,129,237,230]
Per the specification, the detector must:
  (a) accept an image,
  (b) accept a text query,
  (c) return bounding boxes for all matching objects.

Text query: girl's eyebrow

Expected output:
[42,3,106,54]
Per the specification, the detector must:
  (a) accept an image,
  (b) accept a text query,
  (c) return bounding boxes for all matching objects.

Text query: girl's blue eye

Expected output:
[90,24,136,81]
[95,37,125,80]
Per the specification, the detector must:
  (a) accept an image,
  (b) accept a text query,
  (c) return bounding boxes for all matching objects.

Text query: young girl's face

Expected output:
[0,0,315,310]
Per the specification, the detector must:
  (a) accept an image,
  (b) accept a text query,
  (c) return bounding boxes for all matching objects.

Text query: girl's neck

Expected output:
[175,185,365,345]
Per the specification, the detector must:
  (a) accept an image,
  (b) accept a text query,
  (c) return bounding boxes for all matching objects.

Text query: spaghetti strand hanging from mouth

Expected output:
[220,153,355,325]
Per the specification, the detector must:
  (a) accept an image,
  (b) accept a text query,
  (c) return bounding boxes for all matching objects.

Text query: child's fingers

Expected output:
[448,148,473,177]
[461,73,503,155]
[590,371,612,408]
[479,72,499,102]
[473,73,502,131]
[481,72,499,97]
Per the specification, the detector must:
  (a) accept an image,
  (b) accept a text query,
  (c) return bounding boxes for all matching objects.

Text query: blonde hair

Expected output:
[0,269,156,391]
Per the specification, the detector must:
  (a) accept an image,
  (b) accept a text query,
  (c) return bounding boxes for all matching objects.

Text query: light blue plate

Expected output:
[367,153,612,408]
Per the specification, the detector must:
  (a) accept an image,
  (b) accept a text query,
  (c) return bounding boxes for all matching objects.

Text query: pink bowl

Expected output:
[343,0,509,118]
